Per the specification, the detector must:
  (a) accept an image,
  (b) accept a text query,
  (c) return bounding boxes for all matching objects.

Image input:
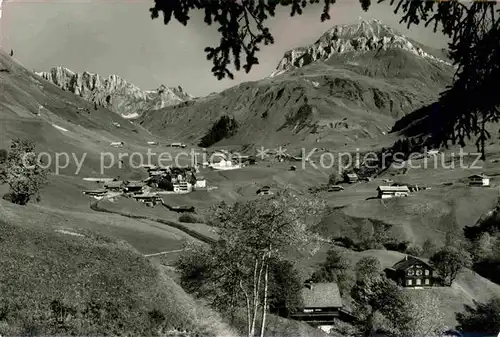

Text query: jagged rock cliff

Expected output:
[35,67,193,118]
[138,19,454,148]
[272,18,452,77]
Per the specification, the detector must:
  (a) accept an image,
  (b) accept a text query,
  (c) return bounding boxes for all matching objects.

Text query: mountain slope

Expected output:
[0,49,168,177]
[139,19,454,148]
[35,66,193,118]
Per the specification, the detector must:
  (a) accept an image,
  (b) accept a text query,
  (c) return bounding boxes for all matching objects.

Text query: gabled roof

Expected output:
[392,256,433,271]
[133,193,161,199]
[83,189,107,194]
[126,181,145,188]
[469,174,489,179]
[377,185,410,192]
[301,283,342,308]
[104,181,124,188]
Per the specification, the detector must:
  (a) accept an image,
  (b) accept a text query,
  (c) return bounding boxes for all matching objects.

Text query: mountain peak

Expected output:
[272,19,452,77]
[35,67,193,118]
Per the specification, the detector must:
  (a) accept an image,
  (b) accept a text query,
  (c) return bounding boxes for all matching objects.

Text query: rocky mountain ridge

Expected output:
[35,66,193,118]
[139,19,454,148]
[272,18,452,77]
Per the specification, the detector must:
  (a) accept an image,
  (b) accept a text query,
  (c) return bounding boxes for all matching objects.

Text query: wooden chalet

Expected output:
[104,181,125,192]
[289,281,355,329]
[256,186,273,196]
[133,193,162,207]
[468,174,490,187]
[110,141,124,148]
[345,173,359,183]
[385,256,435,288]
[124,181,145,194]
[327,185,344,192]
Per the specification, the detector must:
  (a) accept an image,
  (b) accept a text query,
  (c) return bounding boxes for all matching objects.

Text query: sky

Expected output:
[0,0,448,97]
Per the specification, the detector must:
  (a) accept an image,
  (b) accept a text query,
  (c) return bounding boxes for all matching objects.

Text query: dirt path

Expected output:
[144,249,188,257]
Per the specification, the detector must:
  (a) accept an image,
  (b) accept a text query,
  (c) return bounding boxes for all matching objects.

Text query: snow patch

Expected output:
[55,229,84,237]
[52,124,69,132]
[122,112,139,119]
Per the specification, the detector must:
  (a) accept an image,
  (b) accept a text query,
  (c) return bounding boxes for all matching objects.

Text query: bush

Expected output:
[406,244,424,257]
[179,214,201,223]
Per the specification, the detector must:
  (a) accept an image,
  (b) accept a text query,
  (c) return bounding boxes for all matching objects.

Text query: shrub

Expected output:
[406,244,424,257]
[179,214,201,223]
[0,139,48,205]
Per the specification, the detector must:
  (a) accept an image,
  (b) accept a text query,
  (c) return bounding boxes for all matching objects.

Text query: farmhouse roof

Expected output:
[469,174,489,179]
[377,185,410,193]
[126,181,145,188]
[104,181,124,188]
[83,189,107,194]
[301,283,342,308]
[392,256,433,271]
[133,193,161,199]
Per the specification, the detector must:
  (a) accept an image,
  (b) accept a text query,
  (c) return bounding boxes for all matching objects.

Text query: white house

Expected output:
[194,176,206,189]
[377,186,410,199]
[110,141,124,148]
[468,174,490,187]
[210,153,241,170]
[147,141,159,145]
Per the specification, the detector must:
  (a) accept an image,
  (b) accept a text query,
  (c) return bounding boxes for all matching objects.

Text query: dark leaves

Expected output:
[149,0,348,79]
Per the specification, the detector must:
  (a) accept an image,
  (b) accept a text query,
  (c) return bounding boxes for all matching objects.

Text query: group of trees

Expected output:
[0,138,48,205]
[175,189,325,337]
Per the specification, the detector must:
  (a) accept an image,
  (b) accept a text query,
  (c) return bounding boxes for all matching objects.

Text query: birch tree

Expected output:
[208,189,326,337]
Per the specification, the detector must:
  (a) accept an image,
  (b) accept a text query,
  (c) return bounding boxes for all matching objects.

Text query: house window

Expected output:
[425,279,430,285]
[407,279,413,286]
[408,270,414,276]
[416,269,423,276]
[424,269,430,276]
[416,279,421,285]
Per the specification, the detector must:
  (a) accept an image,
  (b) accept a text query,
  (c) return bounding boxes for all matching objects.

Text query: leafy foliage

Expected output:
[456,297,500,334]
[430,246,473,286]
[150,0,338,80]
[354,257,382,282]
[351,274,406,337]
[0,138,48,205]
[391,292,447,337]
[310,248,354,296]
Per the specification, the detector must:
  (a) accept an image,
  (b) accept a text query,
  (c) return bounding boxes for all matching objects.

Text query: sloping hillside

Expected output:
[139,19,454,149]
[0,49,173,177]
[36,66,193,118]
[0,209,235,336]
